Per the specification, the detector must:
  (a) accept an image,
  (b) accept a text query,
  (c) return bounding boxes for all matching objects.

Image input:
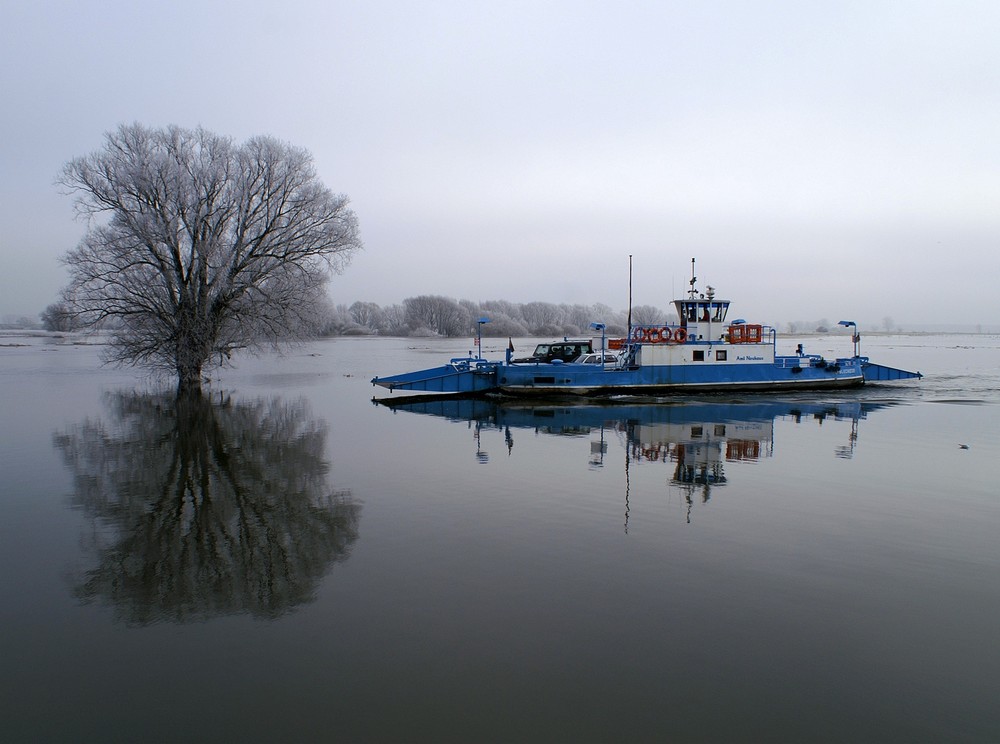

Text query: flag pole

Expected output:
[626,254,633,337]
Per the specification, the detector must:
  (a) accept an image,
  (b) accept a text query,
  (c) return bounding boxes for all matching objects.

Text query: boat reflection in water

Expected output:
[375,396,893,523]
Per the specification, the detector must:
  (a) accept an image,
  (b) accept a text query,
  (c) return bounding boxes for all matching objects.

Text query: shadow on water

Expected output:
[52,391,360,625]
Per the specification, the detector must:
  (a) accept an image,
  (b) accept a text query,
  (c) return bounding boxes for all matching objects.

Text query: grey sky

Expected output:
[2,0,998,327]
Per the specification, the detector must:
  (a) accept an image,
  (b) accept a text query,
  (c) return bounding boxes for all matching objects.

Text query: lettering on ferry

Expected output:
[737,355,765,361]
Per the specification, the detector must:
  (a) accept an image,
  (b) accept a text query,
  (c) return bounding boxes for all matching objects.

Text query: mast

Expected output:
[627,254,633,332]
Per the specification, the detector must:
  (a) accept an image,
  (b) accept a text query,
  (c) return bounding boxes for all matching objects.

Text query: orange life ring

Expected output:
[660,327,672,343]
[673,328,688,343]
[647,327,662,343]
[632,327,646,343]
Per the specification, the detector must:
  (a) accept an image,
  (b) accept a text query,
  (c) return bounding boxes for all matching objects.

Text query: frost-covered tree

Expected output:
[521,301,565,335]
[40,302,78,332]
[58,124,361,393]
[403,295,470,336]
[319,303,365,336]
[631,304,665,325]
[379,304,408,336]
[349,301,384,332]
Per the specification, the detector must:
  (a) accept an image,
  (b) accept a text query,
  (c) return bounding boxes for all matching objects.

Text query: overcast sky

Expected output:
[2,0,998,327]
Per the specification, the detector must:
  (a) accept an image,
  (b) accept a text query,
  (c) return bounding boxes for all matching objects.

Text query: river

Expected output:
[1,333,998,742]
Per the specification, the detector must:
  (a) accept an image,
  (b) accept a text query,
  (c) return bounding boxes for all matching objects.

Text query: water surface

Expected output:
[1,333,998,742]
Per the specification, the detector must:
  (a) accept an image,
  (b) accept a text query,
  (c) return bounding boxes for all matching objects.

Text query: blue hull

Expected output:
[494,358,864,395]
[373,356,875,397]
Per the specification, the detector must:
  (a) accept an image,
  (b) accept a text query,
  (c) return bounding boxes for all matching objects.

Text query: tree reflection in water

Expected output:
[53,391,360,625]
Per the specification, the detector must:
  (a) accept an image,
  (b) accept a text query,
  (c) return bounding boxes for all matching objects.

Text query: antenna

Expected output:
[688,257,697,297]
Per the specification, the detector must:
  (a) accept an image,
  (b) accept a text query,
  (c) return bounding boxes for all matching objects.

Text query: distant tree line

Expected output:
[316,296,674,338]
[33,298,900,338]
[2,314,43,330]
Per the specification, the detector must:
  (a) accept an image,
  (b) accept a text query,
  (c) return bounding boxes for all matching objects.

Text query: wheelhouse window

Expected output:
[677,300,730,324]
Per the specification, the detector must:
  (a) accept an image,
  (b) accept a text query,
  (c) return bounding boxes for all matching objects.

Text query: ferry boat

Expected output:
[372,261,921,398]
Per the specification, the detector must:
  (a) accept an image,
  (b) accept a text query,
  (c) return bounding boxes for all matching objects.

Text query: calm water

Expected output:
[1,333,999,743]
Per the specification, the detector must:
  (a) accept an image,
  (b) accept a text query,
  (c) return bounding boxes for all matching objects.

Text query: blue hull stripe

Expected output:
[497,361,863,394]
[374,359,870,395]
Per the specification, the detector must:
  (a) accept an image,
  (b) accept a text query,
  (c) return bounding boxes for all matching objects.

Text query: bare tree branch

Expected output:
[59,124,362,392]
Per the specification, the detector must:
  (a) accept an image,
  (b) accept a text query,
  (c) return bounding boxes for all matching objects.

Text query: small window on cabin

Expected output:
[693,350,705,361]
[691,426,704,438]
[714,425,726,436]
[716,350,727,361]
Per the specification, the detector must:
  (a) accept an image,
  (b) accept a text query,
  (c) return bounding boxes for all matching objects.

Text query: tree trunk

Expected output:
[177,364,203,395]
[175,300,205,395]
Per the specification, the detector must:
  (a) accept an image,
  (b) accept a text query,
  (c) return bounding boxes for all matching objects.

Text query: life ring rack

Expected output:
[631,326,686,343]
